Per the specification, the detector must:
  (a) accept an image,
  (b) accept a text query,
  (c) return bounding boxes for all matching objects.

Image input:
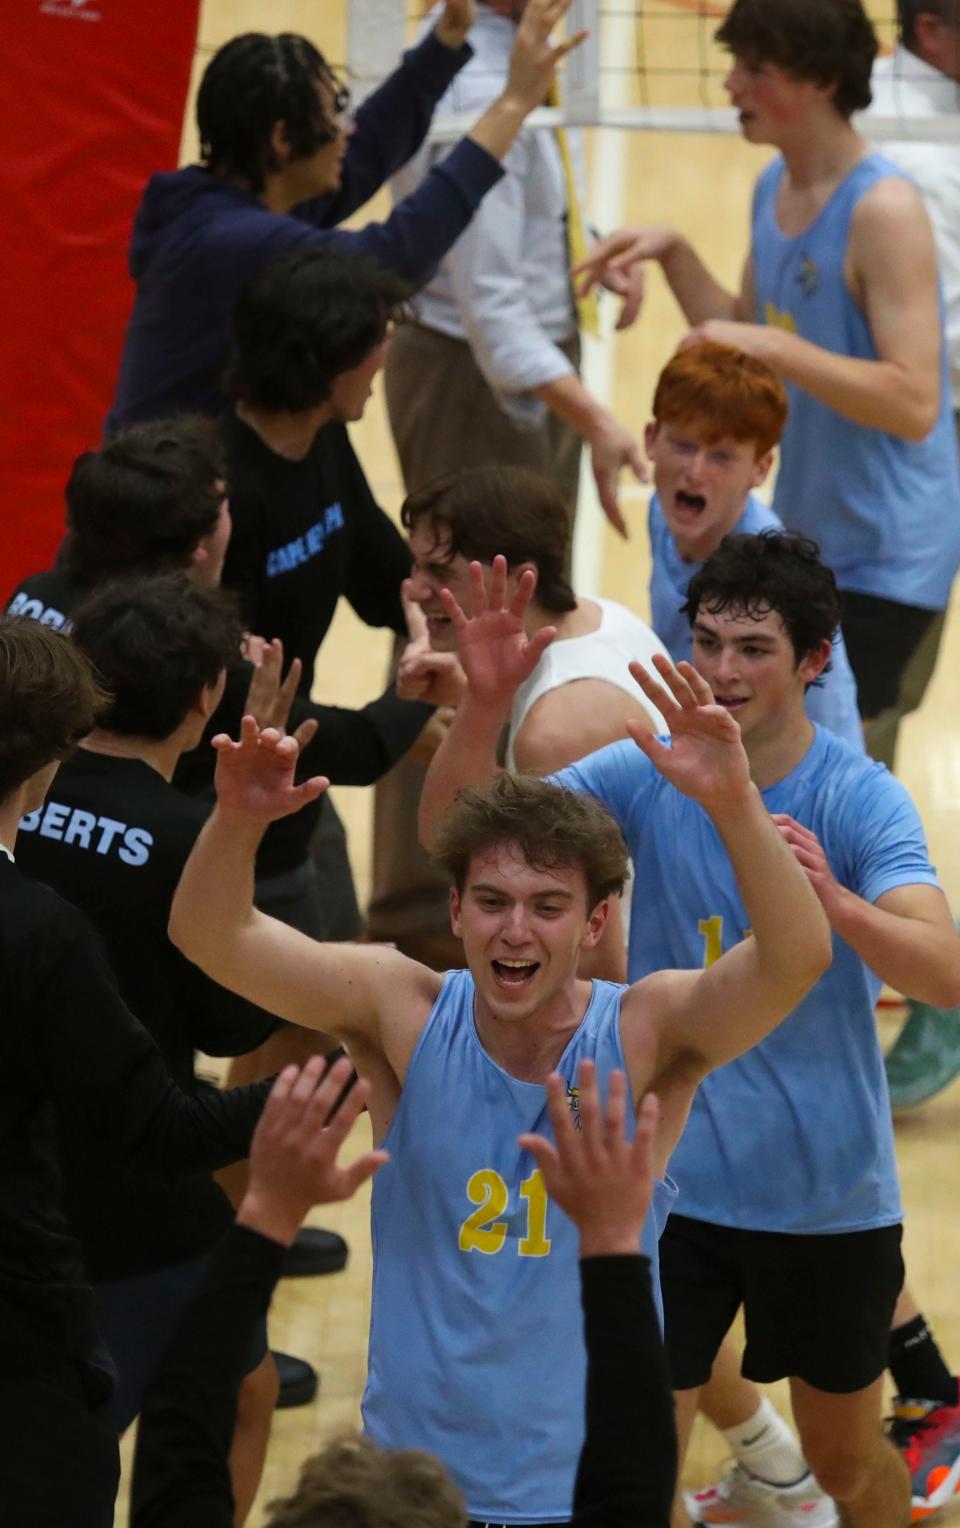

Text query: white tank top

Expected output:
[506,597,670,769]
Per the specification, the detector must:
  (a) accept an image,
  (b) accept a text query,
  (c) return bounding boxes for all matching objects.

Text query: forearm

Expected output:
[760,328,938,440]
[661,236,740,325]
[827,888,960,1007]
[170,809,266,981]
[534,373,610,438]
[419,692,505,847]
[573,1256,676,1527]
[130,1224,283,1528]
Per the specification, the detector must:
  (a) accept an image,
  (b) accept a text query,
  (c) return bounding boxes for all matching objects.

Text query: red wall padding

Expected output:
[1,0,201,594]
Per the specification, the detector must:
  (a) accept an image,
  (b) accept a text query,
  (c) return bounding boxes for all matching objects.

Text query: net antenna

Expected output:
[347,0,960,144]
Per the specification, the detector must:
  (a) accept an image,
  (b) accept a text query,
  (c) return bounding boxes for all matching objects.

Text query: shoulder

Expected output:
[0,864,95,955]
[6,569,80,629]
[851,166,930,235]
[740,495,782,533]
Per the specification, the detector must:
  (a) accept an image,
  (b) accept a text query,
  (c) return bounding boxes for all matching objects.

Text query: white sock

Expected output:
[723,1397,810,1488]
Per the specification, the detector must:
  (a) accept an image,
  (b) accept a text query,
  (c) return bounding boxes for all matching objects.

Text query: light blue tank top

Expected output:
[752,154,960,609]
[648,492,864,750]
[362,969,677,1525]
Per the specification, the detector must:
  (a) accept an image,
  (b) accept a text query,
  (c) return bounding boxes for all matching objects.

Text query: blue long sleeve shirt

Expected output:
[107,31,504,432]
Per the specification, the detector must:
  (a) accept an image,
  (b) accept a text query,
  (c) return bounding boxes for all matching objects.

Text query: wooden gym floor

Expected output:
[115,2,960,1520]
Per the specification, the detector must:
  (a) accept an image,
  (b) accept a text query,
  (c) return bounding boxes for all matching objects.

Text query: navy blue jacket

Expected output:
[107,32,503,432]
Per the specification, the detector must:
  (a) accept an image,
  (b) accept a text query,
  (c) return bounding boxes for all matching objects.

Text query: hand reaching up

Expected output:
[242,637,317,750]
[441,555,556,713]
[213,715,329,823]
[397,580,467,707]
[626,654,752,811]
[519,1060,659,1258]
[237,1055,388,1249]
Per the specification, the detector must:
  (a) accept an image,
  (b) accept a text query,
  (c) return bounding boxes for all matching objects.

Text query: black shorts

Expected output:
[838,591,940,718]
[660,1214,904,1395]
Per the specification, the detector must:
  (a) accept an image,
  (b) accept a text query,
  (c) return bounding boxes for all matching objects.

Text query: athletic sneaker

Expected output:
[685,1462,838,1525]
[890,1393,960,1521]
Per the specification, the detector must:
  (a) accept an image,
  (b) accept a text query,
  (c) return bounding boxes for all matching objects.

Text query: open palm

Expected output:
[442,556,556,709]
[627,655,751,807]
[213,717,329,823]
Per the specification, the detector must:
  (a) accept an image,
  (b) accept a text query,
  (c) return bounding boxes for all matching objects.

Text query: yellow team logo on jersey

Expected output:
[764,301,798,334]
[566,1084,582,1132]
[798,257,819,297]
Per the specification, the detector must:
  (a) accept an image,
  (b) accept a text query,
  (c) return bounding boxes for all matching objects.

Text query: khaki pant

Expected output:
[368,324,582,968]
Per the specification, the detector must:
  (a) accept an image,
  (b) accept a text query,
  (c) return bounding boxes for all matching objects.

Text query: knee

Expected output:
[802,1439,873,1502]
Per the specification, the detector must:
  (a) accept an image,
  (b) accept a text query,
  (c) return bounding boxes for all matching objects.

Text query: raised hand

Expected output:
[440,555,556,710]
[505,0,588,115]
[212,715,328,823]
[237,1055,389,1249]
[397,580,467,707]
[626,654,752,809]
[572,223,680,301]
[518,1060,659,1257]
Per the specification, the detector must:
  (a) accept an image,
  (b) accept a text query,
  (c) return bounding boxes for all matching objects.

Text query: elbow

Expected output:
[897,388,939,442]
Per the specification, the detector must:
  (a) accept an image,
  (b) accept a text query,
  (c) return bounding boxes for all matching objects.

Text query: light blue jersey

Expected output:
[556,727,939,1234]
[753,154,960,609]
[362,969,677,1525]
[648,491,864,750]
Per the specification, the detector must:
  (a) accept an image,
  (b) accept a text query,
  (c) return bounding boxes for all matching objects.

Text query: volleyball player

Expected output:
[169,673,831,1526]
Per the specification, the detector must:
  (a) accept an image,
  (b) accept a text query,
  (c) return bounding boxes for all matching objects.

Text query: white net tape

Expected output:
[346,1,960,143]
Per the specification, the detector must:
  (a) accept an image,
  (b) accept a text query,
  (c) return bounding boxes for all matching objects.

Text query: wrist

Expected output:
[701,780,760,822]
[236,1192,304,1249]
[434,21,469,50]
[461,687,514,729]
[579,1229,643,1258]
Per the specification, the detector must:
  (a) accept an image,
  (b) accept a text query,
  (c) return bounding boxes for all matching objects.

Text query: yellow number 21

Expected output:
[459,1169,552,1258]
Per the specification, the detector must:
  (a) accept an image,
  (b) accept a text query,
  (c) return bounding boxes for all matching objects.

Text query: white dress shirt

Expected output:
[392,4,579,426]
[868,46,960,405]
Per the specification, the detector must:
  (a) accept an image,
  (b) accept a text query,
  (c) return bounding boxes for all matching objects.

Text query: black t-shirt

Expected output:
[17,751,277,1279]
[221,412,410,693]
[0,855,269,1386]
[6,570,432,880]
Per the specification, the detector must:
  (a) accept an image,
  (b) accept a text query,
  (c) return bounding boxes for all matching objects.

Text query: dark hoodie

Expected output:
[106,30,503,434]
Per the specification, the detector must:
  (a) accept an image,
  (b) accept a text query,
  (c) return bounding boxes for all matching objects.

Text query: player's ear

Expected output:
[797,639,831,687]
[449,884,463,938]
[644,420,659,455]
[751,448,775,489]
[580,897,610,951]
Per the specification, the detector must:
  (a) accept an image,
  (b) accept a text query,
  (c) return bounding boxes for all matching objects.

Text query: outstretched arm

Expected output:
[520,1064,676,1526]
[572,225,746,327]
[621,658,832,1080]
[130,1058,387,1528]
[170,719,428,1042]
[418,555,557,845]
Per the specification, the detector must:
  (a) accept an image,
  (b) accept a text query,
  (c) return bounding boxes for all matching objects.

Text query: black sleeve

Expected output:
[572,1256,677,1528]
[181,954,278,1057]
[342,450,411,635]
[292,683,434,787]
[295,32,472,229]
[27,913,270,1179]
[129,1224,283,1528]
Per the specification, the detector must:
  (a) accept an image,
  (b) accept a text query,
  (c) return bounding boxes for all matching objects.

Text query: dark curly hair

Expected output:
[432,773,628,910]
[716,0,877,117]
[197,33,343,194]
[0,618,108,801]
[225,245,412,413]
[64,417,225,585]
[683,531,840,684]
[70,576,242,740]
